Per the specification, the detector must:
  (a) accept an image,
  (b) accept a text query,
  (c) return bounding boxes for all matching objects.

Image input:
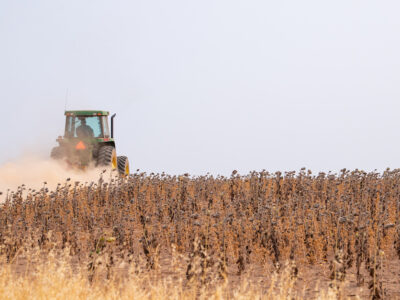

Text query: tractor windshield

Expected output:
[65,116,106,138]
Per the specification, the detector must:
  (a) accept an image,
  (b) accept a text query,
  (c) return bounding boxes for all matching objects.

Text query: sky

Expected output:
[1,0,400,175]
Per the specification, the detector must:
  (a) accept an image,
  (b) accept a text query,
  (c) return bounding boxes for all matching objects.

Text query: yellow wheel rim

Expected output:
[112,153,117,169]
[125,163,130,175]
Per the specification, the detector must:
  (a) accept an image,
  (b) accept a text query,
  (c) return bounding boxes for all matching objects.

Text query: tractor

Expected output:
[50,110,130,175]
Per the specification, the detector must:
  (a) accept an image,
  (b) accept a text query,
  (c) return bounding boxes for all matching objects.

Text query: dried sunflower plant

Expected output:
[0,168,399,299]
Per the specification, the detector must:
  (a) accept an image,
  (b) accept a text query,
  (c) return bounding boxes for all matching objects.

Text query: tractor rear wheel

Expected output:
[97,146,117,170]
[117,156,130,176]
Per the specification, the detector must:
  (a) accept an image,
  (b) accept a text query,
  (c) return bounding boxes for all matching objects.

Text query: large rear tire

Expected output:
[97,146,117,170]
[117,156,130,176]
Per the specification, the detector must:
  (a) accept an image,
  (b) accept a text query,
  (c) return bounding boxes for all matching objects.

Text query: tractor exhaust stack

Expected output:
[111,113,116,138]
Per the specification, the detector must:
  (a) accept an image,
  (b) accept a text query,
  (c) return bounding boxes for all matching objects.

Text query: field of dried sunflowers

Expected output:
[1,168,400,299]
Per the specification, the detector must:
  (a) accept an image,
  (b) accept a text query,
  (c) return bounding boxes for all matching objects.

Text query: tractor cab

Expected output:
[64,111,113,140]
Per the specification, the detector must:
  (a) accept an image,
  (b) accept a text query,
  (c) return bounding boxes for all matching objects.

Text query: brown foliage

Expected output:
[1,168,400,298]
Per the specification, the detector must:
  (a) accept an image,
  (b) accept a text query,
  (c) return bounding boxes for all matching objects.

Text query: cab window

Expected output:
[101,116,110,138]
[65,116,103,138]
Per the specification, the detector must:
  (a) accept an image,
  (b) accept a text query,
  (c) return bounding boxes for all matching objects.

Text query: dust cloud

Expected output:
[0,155,114,202]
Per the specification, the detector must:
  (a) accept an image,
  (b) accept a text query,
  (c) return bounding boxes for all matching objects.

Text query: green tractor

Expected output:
[51,110,130,175]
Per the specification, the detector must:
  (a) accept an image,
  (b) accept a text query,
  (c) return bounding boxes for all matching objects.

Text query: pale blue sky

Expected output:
[1,1,400,175]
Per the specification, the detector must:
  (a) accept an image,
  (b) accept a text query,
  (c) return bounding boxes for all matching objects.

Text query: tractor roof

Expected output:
[65,110,109,116]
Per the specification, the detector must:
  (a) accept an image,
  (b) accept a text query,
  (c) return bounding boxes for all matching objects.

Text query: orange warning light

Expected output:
[75,141,86,150]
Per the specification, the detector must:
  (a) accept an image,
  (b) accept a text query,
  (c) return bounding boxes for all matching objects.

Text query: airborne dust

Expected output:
[0,155,113,202]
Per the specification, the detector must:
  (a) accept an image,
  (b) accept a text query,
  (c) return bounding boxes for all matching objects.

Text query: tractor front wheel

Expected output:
[117,156,130,176]
[97,146,117,170]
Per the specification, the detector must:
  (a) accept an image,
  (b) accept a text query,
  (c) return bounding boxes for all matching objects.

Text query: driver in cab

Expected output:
[76,118,94,138]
